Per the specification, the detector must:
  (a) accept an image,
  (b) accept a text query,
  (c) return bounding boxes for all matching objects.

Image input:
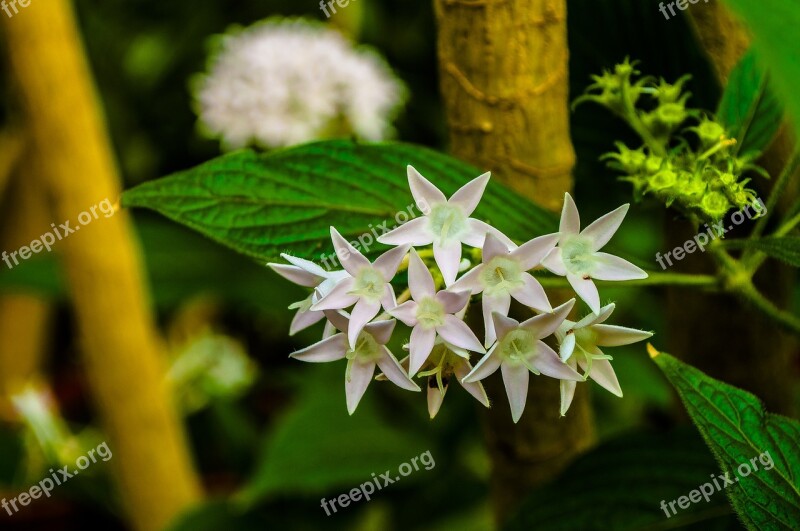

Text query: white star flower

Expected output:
[268,253,350,335]
[451,231,558,347]
[311,227,409,349]
[290,311,419,414]
[462,300,582,423]
[543,193,647,314]
[389,249,485,376]
[377,166,513,286]
[555,303,653,416]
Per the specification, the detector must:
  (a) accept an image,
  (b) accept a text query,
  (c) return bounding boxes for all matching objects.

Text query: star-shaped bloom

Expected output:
[452,232,558,347]
[389,249,485,376]
[311,227,410,349]
[268,253,351,335]
[542,193,647,314]
[290,311,419,414]
[555,303,653,416]
[377,166,513,286]
[462,300,582,423]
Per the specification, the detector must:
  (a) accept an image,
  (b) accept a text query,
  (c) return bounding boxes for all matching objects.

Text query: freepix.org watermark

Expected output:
[655,198,765,270]
[2,441,112,516]
[319,0,357,19]
[320,450,435,516]
[660,450,774,518]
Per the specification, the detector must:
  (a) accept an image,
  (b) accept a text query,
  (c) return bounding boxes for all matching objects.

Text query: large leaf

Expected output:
[722,236,800,267]
[717,50,783,157]
[721,0,800,133]
[650,347,800,530]
[121,141,558,263]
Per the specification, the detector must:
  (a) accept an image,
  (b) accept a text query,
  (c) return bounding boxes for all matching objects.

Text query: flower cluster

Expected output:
[576,58,765,222]
[269,167,652,422]
[193,18,407,150]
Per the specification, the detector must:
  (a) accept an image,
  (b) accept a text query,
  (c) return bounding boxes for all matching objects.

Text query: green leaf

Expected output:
[721,237,800,267]
[717,50,783,157]
[721,0,800,133]
[121,141,558,263]
[650,347,800,530]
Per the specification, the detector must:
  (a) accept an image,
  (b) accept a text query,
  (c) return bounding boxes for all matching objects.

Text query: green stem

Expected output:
[620,82,665,156]
[534,272,718,289]
[736,281,800,336]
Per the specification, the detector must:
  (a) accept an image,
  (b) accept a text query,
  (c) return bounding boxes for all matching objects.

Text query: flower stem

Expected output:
[535,272,718,289]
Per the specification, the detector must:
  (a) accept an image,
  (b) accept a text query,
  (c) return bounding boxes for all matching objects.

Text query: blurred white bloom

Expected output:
[193,18,407,149]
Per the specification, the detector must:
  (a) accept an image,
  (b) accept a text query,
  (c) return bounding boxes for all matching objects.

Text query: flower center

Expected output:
[560,235,595,276]
[480,256,523,296]
[346,331,383,362]
[427,203,467,245]
[498,329,535,362]
[349,267,385,301]
[415,296,445,330]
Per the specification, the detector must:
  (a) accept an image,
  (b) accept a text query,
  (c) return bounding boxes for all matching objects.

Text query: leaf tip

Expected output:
[647,343,660,359]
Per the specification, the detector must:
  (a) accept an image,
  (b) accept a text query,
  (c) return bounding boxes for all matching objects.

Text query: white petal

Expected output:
[510,233,560,270]
[560,380,577,417]
[435,289,470,314]
[364,319,396,345]
[374,244,410,282]
[289,308,325,335]
[462,344,501,382]
[348,298,381,349]
[586,358,622,397]
[376,217,432,246]
[482,232,511,262]
[280,253,329,278]
[310,277,357,311]
[330,227,371,275]
[322,319,337,339]
[512,273,552,312]
[381,284,397,310]
[323,309,350,334]
[408,249,435,300]
[483,293,511,346]
[581,203,629,251]
[408,166,446,210]
[567,273,600,314]
[389,301,419,327]
[519,299,575,339]
[590,252,648,281]
[574,303,615,328]
[593,324,653,346]
[409,326,436,376]
[450,265,484,294]
[433,239,462,287]
[377,347,420,391]
[490,310,519,342]
[437,315,485,353]
[346,360,376,414]
[453,359,490,407]
[449,171,490,216]
[290,334,347,362]
[530,341,582,380]
[559,331,576,361]
[560,193,581,235]
[427,383,446,419]
[502,362,530,423]
[541,247,567,276]
[462,219,515,248]
[268,263,322,287]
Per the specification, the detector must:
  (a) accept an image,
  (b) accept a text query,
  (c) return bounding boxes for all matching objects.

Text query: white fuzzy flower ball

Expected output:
[193,18,407,150]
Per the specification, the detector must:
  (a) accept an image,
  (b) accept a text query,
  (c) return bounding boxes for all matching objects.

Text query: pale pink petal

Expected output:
[450,265,484,294]
[374,244,411,281]
[408,166,446,209]
[567,273,600,314]
[560,380,577,416]
[585,358,622,397]
[574,303,615,328]
[323,309,350,334]
[322,319,337,339]
[501,362,530,423]
[290,334,347,362]
[560,193,581,235]
[435,290,470,314]
[448,171,490,216]
[462,344,501,382]
[512,273,552,312]
[462,219,515,248]
[268,263,322,287]
[376,217,433,246]
[381,284,397,310]
[427,384,446,419]
[593,324,653,346]
[409,326,436,376]
[348,298,382,349]
[482,232,510,262]
[389,301,419,327]
[408,249,435,300]
[364,319,396,345]
[530,341,582,380]
[346,360,376,414]
[437,315,485,353]
[377,347,420,391]
[310,277,357,311]
[511,233,560,270]
[581,204,629,251]
[590,252,648,281]
[289,308,325,335]
[453,360,490,407]
[483,293,511,346]
[519,299,575,339]
[280,253,329,278]
[542,247,567,276]
[559,331,576,361]
[490,310,519,342]
[433,239,462,287]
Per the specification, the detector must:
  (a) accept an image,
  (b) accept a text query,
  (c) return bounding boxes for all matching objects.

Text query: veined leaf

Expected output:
[120,141,558,263]
[721,237,800,267]
[717,50,783,157]
[649,346,800,530]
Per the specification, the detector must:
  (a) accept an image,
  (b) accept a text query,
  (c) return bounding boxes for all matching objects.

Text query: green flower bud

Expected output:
[701,191,731,219]
[694,120,726,147]
[649,169,677,191]
[654,102,688,127]
[644,155,665,174]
